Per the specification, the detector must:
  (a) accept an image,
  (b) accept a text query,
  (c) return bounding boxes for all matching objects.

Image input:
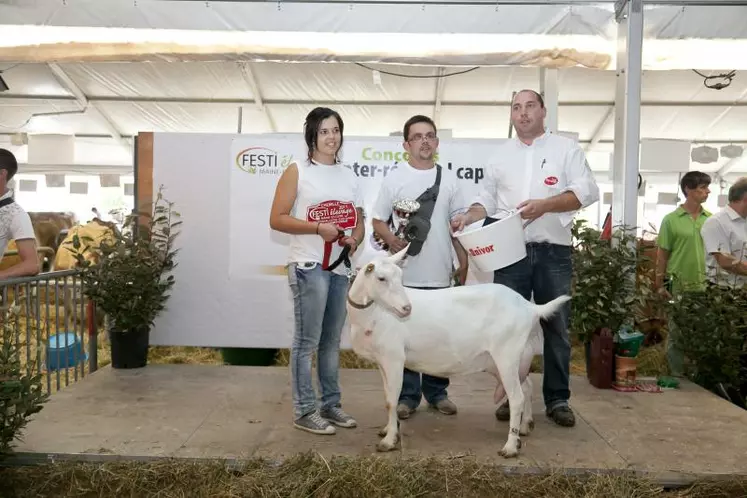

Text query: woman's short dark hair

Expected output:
[680,171,711,196]
[0,148,18,181]
[304,107,344,163]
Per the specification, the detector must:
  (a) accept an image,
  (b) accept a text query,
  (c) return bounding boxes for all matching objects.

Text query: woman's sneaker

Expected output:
[320,405,357,428]
[294,410,336,435]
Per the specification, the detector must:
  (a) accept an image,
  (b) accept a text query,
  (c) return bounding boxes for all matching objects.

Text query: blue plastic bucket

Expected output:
[46,332,88,371]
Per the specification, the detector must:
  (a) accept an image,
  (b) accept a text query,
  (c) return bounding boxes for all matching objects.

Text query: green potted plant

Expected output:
[1,306,49,457]
[570,220,652,377]
[666,280,747,408]
[65,186,181,369]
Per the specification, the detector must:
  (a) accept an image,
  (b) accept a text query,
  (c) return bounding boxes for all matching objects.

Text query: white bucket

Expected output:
[454,210,527,272]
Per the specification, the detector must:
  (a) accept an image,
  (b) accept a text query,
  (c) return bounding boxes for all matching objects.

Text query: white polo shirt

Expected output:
[700,205,747,289]
[0,189,36,258]
[472,132,600,246]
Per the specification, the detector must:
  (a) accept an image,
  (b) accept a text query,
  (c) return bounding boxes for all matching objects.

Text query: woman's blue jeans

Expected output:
[287,262,348,420]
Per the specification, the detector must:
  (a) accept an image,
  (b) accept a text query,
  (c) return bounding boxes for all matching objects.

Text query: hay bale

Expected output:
[1,452,744,497]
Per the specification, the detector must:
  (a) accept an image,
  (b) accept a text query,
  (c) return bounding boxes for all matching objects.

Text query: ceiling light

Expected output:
[720,144,743,159]
[690,145,718,164]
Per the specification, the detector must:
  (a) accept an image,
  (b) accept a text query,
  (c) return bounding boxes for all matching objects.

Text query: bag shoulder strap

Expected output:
[413,164,442,219]
[0,197,15,209]
[404,165,442,257]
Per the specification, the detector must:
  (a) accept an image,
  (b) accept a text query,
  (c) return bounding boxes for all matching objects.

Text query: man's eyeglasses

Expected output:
[408,133,438,143]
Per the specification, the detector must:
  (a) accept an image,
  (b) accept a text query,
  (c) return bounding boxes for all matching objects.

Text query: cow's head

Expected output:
[354,245,412,318]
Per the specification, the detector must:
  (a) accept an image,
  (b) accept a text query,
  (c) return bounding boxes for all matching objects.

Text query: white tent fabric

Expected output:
[1,1,747,69]
[0,0,746,183]
[2,60,746,182]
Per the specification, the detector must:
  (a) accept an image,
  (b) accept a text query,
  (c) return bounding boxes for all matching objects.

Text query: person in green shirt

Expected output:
[655,171,712,376]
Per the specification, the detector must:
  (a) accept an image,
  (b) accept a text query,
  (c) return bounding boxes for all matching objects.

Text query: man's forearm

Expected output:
[0,260,40,281]
[543,191,582,213]
[716,254,747,277]
[655,251,669,288]
[372,218,398,245]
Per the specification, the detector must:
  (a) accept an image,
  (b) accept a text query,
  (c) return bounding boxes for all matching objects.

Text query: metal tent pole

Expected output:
[612,0,644,236]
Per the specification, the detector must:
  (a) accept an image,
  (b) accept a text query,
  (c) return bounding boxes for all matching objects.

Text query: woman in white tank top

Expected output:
[269,107,365,435]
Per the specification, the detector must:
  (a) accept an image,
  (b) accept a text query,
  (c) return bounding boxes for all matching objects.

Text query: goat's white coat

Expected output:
[346,247,570,458]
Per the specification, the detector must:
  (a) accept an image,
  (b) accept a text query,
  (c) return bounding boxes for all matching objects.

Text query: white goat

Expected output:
[346,246,571,458]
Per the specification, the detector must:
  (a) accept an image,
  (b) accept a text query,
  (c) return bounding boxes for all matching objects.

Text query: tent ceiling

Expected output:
[1,60,746,179]
[1,1,746,179]
[2,1,747,69]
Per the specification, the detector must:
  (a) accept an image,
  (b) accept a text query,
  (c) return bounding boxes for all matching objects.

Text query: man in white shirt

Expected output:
[451,90,599,428]
[700,177,747,289]
[372,115,469,420]
[0,149,39,280]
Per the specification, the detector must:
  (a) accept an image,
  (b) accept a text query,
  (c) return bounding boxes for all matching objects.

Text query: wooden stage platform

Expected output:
[9,364,747,485]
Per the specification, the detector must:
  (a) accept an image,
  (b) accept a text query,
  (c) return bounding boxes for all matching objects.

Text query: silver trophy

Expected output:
[392,198,421,240]
[372,198,421,251]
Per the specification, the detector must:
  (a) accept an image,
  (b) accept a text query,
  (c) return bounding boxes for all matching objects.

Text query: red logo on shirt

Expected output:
[544,176,558,186]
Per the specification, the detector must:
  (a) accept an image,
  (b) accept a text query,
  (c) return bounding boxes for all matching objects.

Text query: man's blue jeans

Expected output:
[492,242,573,412]
[287,262,348,420]
[399,285,450,409]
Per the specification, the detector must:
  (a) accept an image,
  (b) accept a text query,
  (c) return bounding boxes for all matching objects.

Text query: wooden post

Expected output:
[135,132,154,228]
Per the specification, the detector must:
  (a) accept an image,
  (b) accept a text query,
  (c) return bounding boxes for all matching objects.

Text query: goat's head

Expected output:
[355,245,412,318]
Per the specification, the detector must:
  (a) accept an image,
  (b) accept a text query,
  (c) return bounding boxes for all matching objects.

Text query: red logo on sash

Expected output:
[307,200,358,268]
[544,176,558,186]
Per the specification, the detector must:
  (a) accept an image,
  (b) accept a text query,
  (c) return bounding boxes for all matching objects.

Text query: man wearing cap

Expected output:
[450,89,599,427]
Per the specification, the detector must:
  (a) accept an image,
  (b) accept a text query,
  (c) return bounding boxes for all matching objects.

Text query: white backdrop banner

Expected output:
[151,133,506,349]
[228,134,505,284]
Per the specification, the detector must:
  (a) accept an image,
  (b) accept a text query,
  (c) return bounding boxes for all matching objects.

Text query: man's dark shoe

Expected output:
[547,405,576,427]
[396,403,416,420]
[494,401,510,421]
[431,398,457,415]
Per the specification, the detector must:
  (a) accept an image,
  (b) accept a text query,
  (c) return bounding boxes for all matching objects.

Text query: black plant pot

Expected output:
[110,325,150,369]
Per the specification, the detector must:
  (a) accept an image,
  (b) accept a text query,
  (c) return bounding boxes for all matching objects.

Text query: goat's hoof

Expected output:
[520,420,534,436]
[376,439,397,452]
[498,445,519,458]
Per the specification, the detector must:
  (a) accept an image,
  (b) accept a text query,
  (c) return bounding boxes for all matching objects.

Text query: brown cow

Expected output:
[28,212,77,253]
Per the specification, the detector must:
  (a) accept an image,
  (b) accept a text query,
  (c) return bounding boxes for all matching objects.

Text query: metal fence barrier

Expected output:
[1,269,99,395]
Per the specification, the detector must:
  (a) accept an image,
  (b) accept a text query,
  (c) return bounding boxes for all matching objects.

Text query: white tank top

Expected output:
[288,160,362,275]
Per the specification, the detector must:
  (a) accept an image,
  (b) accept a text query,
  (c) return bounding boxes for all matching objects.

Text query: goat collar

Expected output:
[346,270,374,309]
[347,294,373,310]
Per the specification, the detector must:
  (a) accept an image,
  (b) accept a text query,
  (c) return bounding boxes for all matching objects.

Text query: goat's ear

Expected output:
[388,244,409,266]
